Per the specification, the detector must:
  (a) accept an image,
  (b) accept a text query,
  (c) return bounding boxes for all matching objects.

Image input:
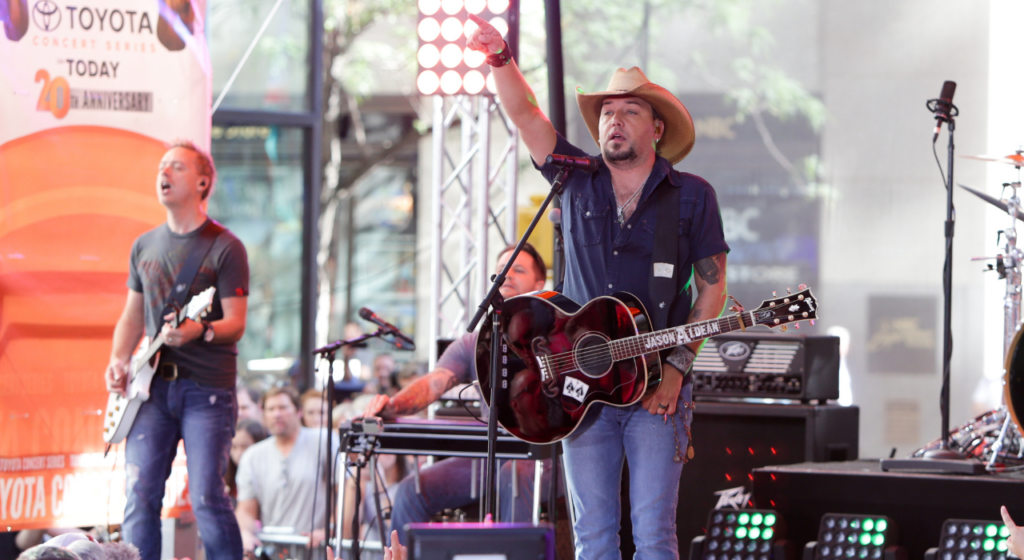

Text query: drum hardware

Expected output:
[948,155,1024,469]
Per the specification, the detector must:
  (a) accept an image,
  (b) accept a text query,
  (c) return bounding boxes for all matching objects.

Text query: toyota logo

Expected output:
[32,0,61,31]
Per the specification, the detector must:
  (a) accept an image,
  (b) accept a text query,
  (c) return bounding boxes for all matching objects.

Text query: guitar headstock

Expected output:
[184,287,217,321]
[752,285,818,330]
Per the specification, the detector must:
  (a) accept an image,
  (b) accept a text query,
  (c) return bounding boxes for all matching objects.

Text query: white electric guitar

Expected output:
[103,287,216,444]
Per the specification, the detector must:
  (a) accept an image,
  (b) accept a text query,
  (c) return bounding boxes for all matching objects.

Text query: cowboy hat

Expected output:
[576,67,695,165]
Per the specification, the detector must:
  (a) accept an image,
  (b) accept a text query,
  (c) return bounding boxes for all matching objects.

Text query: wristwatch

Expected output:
[201,320,215,343]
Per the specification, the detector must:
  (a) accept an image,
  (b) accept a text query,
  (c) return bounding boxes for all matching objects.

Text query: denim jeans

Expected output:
[389,457,554,545]
[123,377,242,560]
[562,383,693,560]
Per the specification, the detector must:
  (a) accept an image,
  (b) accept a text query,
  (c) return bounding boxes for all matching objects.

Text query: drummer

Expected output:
[363,243,553,543]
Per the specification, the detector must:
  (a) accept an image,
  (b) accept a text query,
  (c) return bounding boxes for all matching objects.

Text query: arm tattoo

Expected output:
[690,308,703,320]
[389,370,458,416]
[694,253,724,285]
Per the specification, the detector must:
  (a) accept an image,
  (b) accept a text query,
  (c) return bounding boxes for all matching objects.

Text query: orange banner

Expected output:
[0,0,211,530]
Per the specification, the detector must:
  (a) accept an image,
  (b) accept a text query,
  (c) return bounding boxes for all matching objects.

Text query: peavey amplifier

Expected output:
[692,332,839,401]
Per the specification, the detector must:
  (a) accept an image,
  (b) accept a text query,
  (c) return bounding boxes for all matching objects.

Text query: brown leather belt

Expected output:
[159,362,191,381]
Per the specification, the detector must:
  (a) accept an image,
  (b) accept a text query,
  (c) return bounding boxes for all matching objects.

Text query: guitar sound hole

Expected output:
[574,333,613,378]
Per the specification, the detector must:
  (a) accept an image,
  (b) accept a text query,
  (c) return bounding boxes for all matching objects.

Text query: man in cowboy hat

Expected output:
[468,15,730,560]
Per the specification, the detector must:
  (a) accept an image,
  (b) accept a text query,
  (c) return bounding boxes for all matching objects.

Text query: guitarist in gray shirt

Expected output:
[104,140,249,560]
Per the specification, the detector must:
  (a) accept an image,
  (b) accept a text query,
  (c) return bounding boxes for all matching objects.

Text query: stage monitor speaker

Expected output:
[618,402,859,560]
[406,522,554,560]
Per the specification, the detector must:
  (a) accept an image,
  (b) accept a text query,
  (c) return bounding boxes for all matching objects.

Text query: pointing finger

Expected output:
[1002,506,1017,528]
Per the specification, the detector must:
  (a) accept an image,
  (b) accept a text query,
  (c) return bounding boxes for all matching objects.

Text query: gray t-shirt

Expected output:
[127,219,249,388]
[436,331,479,384]
[236,428,332,532]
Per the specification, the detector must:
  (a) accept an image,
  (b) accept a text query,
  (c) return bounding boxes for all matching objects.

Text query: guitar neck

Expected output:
[610,312,754,360]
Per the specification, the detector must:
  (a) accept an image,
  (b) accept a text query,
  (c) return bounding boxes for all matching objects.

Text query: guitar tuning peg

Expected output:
[809,319,816,326]
[772,291,777,297]
[779,325,788,332]
[794,323,800,329]
[786,287,792,294]
[798,283,807,291]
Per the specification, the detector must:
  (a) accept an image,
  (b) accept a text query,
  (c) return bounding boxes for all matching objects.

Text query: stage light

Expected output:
[486,72,496,93]
[441,0,463,15]
[463,47,485,68]
[417,0,517,96]
[419,0,441,15]
[418,44,441,68]
[441,17,463,41]
[440,44,463,68]
[692,508,790,560]
[463,70,485,94]
[419,18,441,42]
[440,70,463,94]
[418,71,440,95]
[925,519,1012,560]
[812,514,899,560]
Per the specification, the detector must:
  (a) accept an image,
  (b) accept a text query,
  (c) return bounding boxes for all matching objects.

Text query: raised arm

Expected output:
[467,14,557,165]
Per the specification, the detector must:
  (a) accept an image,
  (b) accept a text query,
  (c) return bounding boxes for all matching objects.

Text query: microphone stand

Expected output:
[313,328,407,555]
[468,165,572,519]
[881,100,985,474]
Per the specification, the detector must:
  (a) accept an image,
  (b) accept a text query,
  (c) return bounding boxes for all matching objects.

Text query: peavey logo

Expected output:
[713,486,752,510]
[32,0,61,31]
[718,340,751,361]
[29,0,155,34]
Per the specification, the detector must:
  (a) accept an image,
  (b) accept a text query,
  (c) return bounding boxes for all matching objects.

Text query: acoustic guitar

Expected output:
[475,287,818,444]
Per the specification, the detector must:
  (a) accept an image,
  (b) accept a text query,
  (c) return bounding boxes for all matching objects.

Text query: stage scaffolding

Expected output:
[428,95,519,368]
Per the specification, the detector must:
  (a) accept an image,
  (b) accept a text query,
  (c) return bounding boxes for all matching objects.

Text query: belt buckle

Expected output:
[160,363,178,381]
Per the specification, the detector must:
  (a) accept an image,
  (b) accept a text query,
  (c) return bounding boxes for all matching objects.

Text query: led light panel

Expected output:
[936,519,1012,560]
[703,509,783,560]
[814,514,896,560]
[417,0,516,95]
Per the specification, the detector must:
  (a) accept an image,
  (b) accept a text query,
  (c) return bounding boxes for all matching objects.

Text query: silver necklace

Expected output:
[616,171,652,226]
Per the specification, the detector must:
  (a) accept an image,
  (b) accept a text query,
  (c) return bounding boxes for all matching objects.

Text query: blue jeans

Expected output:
[389,457,554,545]
[123,377,242,560]
[562,384,693,560]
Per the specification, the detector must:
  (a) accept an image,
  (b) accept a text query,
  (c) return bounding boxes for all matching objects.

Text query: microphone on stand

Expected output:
[929,81,957,142]
[358,307,416,350]
[546,153,599,174]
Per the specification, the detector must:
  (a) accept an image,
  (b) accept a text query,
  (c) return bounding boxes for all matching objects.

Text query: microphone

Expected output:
[930,81,957,142]
[358,307,415,350]
[546,153,599,174]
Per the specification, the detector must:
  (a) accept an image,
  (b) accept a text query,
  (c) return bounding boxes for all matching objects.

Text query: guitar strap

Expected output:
[648,177,681,332]
[162,219,226,320]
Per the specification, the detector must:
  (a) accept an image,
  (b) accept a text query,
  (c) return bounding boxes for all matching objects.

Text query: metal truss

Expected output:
[428,95,519,368]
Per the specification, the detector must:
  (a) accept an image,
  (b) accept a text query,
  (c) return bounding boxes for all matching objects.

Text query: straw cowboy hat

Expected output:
[576,67,696,165]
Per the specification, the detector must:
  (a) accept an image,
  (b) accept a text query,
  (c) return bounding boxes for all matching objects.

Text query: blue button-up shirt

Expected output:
[536,133,730,329]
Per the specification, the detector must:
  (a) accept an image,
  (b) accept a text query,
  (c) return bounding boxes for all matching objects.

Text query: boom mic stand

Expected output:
[467,165,571,519]
[314,328,411,555]
[882,88,985,474]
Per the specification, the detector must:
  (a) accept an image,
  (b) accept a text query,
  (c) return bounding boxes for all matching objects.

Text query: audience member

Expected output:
[237,384,264,425]
[395,362,423,392]
[371,354,397,395]
[235,386,334,552]
[42,536,103,560]
[300,389,327,428]
[16,546,79,560]
[98,543,139,560]
[226,419,269,500]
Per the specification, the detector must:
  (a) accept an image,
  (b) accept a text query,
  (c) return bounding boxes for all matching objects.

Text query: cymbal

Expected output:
[958,183,1024,220]
[960,153,1024,167]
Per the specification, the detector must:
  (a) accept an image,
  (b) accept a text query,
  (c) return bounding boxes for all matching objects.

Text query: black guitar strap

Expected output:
[162,219,226,320]
[648,178,681,332]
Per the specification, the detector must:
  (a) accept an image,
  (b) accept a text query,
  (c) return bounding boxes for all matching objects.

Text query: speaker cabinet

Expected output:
[619,402,859,559]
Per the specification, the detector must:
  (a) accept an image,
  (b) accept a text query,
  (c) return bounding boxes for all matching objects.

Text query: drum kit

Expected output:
[912,150,1024,469]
